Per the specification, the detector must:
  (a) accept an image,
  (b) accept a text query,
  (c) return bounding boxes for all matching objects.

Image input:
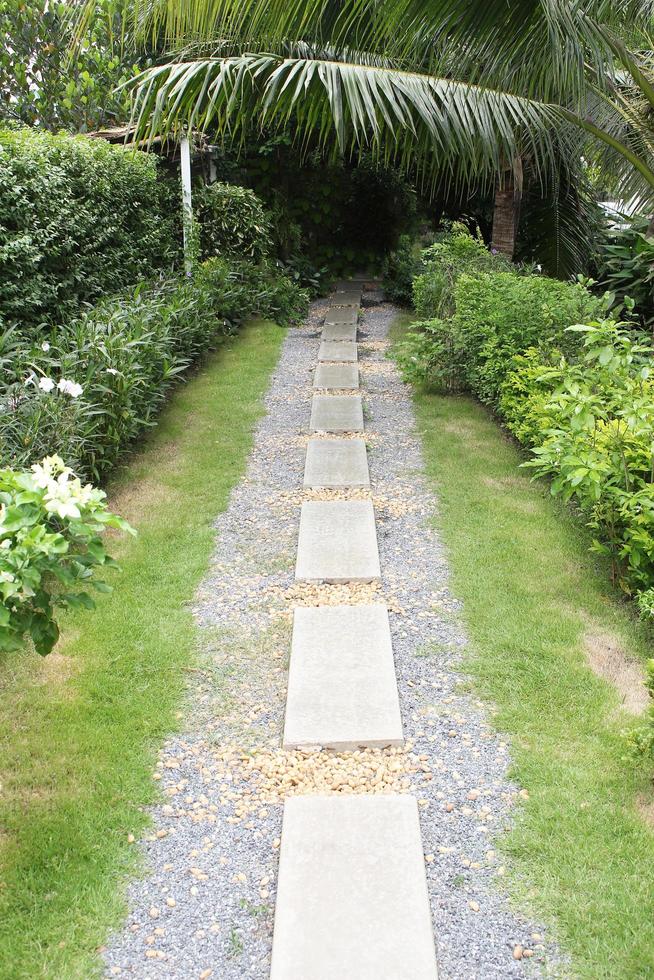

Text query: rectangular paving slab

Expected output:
[318,340,358,363]
[313,363,359,390]
[310,395,363,433]
[324,307,357,326]
[283,604,403,750]
[295,499,380,582]
[270,794,438,980]
[330,292,361,307]
[322,322,357,342]
[303,438,369,488]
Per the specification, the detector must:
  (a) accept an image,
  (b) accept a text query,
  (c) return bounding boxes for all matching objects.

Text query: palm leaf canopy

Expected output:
[76,0,654,200]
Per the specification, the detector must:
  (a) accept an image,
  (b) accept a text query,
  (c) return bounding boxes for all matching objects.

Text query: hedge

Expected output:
[0,127,179,331]
[0,258,308,479]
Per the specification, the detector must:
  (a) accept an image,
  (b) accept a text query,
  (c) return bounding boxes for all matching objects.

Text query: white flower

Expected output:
[0,570,15,583]
[0,539,10,549]
[57,378,84,398]
[41,341,50,352]
[44,474,82,520]
[105,368,119,376]
[536,263,542,272]
[38,376,55,392]
[31,455,70,489]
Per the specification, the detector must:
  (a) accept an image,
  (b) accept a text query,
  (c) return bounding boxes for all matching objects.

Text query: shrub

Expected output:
[412,224,511,320]
[0,259,308,479]
[397,264,604,401]
[197,182,273,262]
[513,319,654,596]
[452,271,604,405]
[595,215,654,328]
[0,127,178,331]
[382,235,425,306]
[0,454,133,655]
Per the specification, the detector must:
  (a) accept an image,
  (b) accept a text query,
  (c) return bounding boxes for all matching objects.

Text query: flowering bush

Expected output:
[0,455,133,655]
[1,257,308,478]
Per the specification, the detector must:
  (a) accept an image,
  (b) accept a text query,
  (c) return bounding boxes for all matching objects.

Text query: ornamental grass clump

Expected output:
[0,454,133,656]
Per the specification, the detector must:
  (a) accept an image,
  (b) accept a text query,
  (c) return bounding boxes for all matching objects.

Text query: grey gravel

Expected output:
[103,299,565,980]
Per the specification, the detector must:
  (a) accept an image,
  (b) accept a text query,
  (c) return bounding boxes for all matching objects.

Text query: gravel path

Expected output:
[103,299,563,979]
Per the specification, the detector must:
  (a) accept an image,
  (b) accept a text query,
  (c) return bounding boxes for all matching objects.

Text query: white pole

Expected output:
[180,135,193,275]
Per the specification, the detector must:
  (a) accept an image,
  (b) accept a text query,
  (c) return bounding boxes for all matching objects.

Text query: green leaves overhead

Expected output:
[131,53,567,190]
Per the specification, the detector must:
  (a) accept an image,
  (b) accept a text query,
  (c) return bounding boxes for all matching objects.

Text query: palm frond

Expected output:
[129,52,573,194]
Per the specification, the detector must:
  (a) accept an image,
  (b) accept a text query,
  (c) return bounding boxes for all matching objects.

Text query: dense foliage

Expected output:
[228,142,419,277]
[0,0,142,132]
[197,181,273,262]
[1,258,308,480]
[595,215,654,330]
[0,454,133,655]
[396,228,602,398]
[0,127,179,331]
[396,227,654,604]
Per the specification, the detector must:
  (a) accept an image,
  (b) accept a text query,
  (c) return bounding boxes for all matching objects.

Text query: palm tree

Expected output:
[80,0,654,258]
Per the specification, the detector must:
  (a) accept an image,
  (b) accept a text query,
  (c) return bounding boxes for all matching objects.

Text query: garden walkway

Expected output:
[103,287,559,979]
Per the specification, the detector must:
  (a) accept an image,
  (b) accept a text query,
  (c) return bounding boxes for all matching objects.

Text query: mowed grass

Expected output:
[0,319,286,979]
[390,313,654,979]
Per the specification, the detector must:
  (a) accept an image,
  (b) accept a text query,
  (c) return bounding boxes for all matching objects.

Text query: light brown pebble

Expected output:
[149,907,160,919]
[468,901,480,912]
[513,945,523,960]
[166,898,176,908]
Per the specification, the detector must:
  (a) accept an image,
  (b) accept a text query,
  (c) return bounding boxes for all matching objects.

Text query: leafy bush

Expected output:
[413,224,511,320]
[452,271,604,405]
[397,261,603,402]
[381,235,425,306]
[0,454,133,655]
[595,215,654,328]
[0,127,178,331]
[197,182,273,262]
[0,259,308,479]
[506,319,654,596]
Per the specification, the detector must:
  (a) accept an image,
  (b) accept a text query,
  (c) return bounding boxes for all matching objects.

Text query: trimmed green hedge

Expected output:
[1,258,308,479]
[0,127,179,330]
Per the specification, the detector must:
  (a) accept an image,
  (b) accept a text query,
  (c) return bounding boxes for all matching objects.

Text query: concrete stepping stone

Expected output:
[283,604,403,750]
[303,438,369,488]
[324,307,357,326]
[270,794,438,980]
[322,322,357,342]
[313,363,359,390]
[295,500,380,582]
[330,292,361,307]
[318,340,358,363]
[310,395,363,433]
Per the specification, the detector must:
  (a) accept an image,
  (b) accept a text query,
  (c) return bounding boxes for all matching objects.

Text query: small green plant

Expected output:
[0,454,133,655]
[623,659,654,765]
[227,928,244,957]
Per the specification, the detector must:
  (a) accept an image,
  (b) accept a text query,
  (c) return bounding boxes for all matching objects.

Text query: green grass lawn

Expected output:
[0,319,285,979]
[389,313,654,979]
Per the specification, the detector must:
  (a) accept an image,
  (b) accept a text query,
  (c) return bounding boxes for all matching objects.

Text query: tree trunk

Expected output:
[491,157,523,259]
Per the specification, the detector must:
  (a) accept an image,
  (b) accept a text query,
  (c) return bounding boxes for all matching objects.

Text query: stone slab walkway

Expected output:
[303,438,370,488]
[283,604,402,750]
[270,795,438,980]
[313,362,359,389]
[295,499,381,582]
[309,393,363,432]
[101,291,560,980]
[318,340,358,362]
